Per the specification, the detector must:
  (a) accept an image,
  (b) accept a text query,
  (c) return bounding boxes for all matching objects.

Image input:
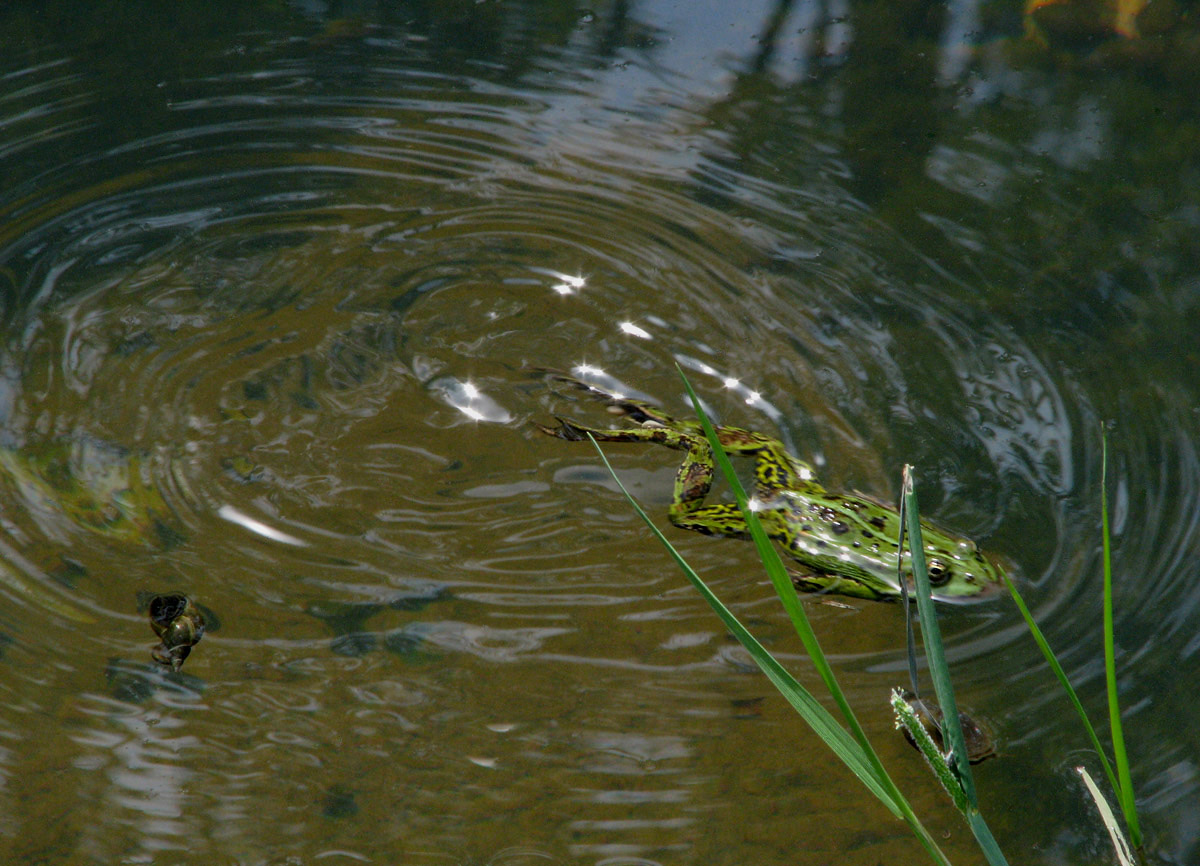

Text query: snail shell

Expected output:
[148,593,206,672]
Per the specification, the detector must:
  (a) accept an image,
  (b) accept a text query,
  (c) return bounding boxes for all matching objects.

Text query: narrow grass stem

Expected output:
[1101,431,1142,848]
[1000,429,1141,857]
[1002,573,1120,793]
[901,467,1009,866]
[901,468,978,809]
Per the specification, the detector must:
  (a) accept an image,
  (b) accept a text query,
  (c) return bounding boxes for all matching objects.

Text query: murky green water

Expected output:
[2,1,1198,864]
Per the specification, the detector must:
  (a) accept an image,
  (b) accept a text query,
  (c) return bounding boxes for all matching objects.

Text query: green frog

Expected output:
[537,374,1007,603]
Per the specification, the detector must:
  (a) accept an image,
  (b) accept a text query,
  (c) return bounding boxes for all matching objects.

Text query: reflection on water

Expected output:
[74,696,202,860]
[430,376,514,424]
[217,504,307,547]
[0,0,1198,863]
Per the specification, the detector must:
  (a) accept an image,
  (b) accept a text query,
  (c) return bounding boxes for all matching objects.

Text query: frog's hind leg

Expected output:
[666,429,809,545]
[666,436,755,540]
[713,427,819,498]
[671,502,754,540]
[535,416,697,450]
[537,369,680,428]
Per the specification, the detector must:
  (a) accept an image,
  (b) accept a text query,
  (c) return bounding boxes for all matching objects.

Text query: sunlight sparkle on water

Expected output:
[548,271,586,295]
[619,321,651,339]
[676,353,785,423]
[433,377,512,423]
[217,505,307,547]
[570,364,628,400]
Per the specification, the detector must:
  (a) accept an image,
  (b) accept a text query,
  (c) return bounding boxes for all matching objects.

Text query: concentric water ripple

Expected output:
[2,8,1199,865]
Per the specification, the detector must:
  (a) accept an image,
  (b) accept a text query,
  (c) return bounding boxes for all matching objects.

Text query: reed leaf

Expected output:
[1000,428,1141,854]
[901,467,1009,866]
[1101,432,1142,847]
[900,468,978,807]
[585,435,900,814]
[1000,573,1120,795]
[671,368,952,866]
[1078,766,1137,866]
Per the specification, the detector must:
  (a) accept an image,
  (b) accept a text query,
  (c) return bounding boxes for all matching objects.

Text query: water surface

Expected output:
[1,1,1198,864]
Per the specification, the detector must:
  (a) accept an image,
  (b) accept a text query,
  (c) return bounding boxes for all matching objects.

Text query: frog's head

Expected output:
[789,512,1010,603]
[907,533,1009,604]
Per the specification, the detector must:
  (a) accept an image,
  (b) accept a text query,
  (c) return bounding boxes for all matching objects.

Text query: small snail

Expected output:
[148,593,205,672]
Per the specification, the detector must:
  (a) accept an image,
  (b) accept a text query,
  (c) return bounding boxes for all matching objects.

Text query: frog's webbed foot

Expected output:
[534,416,593,442]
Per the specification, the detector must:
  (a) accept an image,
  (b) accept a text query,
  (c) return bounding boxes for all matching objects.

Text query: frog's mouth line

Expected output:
[908,572,1010,604]
[789,566,1008,604]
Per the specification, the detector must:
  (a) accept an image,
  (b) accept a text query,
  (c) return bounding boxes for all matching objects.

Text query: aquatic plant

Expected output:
[999,429,1142,861]
[594,367,1142,864]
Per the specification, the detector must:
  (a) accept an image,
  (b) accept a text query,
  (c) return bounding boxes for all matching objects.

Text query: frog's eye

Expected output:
[927,558,952,586]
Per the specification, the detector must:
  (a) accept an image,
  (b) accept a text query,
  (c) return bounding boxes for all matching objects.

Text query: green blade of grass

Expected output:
[901,468,978,809]
[1000,572,1120,796]
[966,809,1009,865]
[902,467,1010,866]
[1101,431,1142,847]
[671,368,952,866]
[1000,428,1142,847]
[676,371,867,743]
[585,434,900,816]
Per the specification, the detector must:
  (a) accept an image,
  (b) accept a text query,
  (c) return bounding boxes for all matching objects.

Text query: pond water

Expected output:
[2,1,1198,864]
